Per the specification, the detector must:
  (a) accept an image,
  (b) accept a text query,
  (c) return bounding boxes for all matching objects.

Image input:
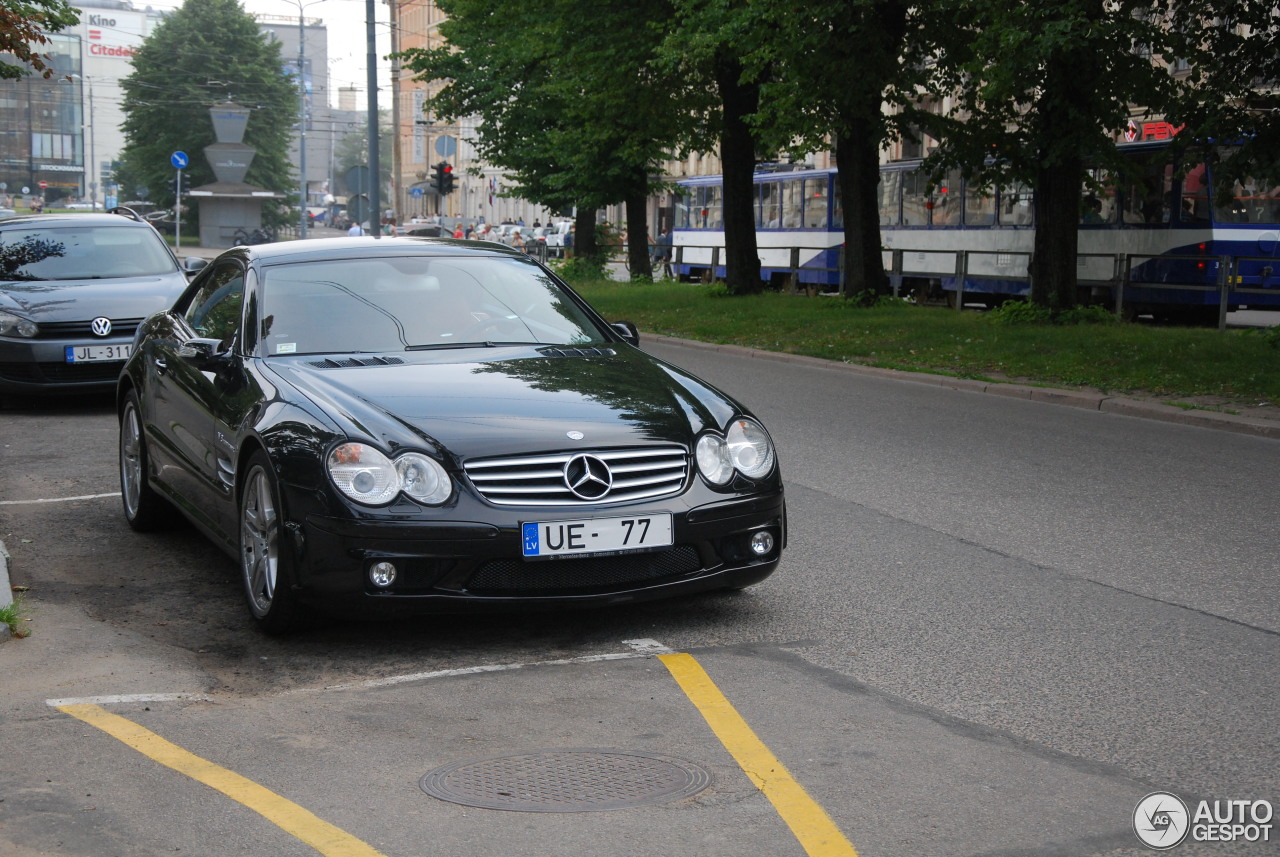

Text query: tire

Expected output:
[119,390,173,531]
[239,451,305,634]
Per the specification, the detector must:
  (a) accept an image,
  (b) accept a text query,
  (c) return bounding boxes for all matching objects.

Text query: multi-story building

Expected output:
[0,2,168,209]
[0,1,349,213]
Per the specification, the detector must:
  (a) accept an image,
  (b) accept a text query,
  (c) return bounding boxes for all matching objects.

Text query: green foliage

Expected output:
[988,300,1119,326]
[570,278,1280,404]
[117,0,298,221]
[399,0,683,216]
[0,595,31,638]
[551,256,608,283]
[0,0,79,79]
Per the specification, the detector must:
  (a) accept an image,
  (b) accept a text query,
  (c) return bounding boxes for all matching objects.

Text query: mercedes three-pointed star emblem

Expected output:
[563,453,613,500]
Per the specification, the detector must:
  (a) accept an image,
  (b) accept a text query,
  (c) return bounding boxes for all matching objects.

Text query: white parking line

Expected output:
[46,640,677,707]
[0,491,121,506]
[46,692,213,707]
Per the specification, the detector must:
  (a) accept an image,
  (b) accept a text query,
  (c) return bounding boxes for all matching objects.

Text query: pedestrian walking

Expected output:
[347,221,364,237]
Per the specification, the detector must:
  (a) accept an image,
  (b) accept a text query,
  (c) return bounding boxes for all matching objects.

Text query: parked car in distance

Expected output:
[543,221,573,256]
[117,236,786,633]
[0,210,205,400]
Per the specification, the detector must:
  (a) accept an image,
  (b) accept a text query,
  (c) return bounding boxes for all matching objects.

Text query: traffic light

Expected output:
[439,162,455,195]
[431,162,447,195]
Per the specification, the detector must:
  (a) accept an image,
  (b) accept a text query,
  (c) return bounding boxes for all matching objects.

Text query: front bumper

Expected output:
[290,489,786,615]
[0,336,131,395]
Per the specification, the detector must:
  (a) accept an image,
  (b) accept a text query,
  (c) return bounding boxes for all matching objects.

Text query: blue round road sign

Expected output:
[170,151,189,169]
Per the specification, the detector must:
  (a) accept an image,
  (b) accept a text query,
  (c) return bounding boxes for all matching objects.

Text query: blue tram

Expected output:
[672,142,1280,319]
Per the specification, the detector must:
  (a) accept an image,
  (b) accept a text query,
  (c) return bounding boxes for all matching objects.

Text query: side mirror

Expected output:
[182,257,209,277]
[611,321,640,346]
[177,337,231,371]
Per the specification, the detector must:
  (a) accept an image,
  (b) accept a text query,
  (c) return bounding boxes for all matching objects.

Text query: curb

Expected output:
[1,539,11,641]
[646,334,1280,440]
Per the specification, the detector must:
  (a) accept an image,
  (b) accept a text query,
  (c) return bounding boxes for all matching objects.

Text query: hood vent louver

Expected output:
[305,355,406,368]
[537,346,617,358]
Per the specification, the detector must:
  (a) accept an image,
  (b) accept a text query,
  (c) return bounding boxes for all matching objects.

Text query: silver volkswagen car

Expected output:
[0,210,202,401]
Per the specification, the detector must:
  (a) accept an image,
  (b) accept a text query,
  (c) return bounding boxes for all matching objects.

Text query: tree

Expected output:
[928,0,1280,311]
[0,0,78,80]
[117,0,297,223]
[400,0,686,275]
[747,1,941,298]
[657,0,772,294]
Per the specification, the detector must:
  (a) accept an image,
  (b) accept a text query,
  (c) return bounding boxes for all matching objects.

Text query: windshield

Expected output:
[260,254,608,355]
[0,224,178,280]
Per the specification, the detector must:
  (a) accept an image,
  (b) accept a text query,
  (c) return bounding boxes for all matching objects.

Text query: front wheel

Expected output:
[239,451,306,634]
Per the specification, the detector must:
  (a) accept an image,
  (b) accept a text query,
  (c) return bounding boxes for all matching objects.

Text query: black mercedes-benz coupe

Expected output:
[118,237,785,633]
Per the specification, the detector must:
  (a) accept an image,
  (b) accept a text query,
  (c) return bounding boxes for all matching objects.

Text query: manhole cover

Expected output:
[419,749,713,812]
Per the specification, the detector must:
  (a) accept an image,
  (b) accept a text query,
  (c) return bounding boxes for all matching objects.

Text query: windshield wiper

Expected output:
[406,340,534,351]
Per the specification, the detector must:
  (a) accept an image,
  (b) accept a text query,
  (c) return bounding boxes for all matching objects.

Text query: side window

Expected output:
[901,169,930,226]
[803,178,828,229]
[878,170,901,226]
[930,170,963,226]
[963,179,996,226]
[184,262,245,348]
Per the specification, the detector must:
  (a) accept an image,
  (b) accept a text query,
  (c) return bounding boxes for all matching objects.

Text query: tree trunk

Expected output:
[836,122,888,297]
[1030,158,1082,310]
[714,50,762,294]
[625,188,652,279]
[574,207,598,262]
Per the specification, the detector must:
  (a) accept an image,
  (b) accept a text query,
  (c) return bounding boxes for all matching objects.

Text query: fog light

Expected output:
[369,561,397,587]
[749,531,774,556]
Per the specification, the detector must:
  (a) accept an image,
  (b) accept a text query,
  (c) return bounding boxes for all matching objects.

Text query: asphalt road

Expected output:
[1,339,1277,857]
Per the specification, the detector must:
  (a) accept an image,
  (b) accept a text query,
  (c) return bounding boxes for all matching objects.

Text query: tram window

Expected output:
[964,180,996,226]
[674,192,693,229]
[1180,163,1211,222]
[833,179,844,229]
[902,169,930,226]
[761,182,781,228]
[1000,184,1033,225]
[781,180,803,228]
[699,185,724,229]
[804,180,828,228]
[878,170,901,226]
[930,170,963,226]
[1215,177,1280,224]
[1080,169,1118,225]
[1127,162,1173,224]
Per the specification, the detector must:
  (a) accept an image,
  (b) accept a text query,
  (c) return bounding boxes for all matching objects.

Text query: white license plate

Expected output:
[521,513,673,558]
[65,343,131,363]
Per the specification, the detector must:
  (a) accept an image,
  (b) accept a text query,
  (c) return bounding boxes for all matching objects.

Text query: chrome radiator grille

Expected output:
[464,447,688,506]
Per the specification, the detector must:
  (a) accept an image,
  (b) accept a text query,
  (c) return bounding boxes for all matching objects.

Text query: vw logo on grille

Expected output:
[564,454,613,500]
[90,317,113,337]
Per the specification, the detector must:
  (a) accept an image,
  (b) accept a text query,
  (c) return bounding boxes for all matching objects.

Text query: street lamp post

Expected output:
[286,0,325,240]
[64,74,96,210]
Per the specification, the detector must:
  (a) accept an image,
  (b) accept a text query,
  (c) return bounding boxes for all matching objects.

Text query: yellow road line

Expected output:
[658,653,858,857]
[57,704,388,857]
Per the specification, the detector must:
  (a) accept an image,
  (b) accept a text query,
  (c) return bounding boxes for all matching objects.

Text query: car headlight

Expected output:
[395,452,451,505]
[695,433,733,485]
[328,443,453,506]
[725,418,775,479]
[696,417,776,485]
[0,310,39,338]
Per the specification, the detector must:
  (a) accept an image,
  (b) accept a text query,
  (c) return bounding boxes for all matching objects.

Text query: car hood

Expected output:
[0,274,187,322]
[267,346,744,459]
